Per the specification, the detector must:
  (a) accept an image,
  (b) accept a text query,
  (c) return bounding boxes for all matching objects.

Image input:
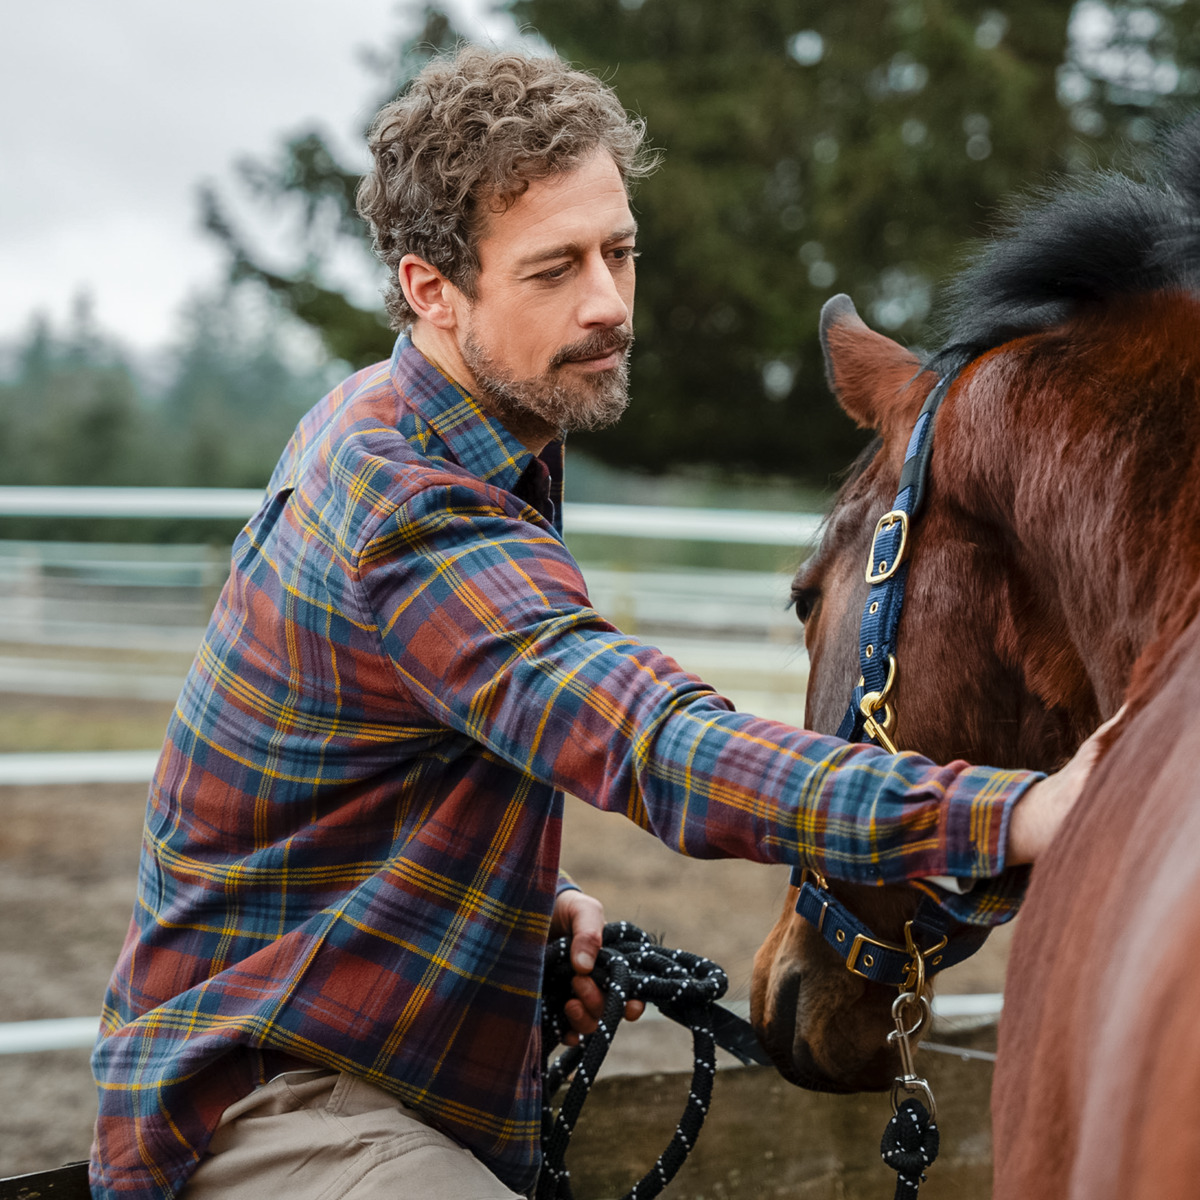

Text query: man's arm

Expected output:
[359,485,1077,924]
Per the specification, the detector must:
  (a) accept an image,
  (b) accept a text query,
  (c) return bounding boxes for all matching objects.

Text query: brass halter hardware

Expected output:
[866,509,910,584]
[844,917,947,991]
[858,654,899,754]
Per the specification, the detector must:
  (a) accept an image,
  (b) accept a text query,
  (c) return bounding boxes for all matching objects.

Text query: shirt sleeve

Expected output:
[358,484,1039,926]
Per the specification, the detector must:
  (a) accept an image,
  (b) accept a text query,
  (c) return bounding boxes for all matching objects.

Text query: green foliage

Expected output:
[196,0,1200,485]
[160,291,343,488]
[0,290,343,540]
[0,300,154,491]
[515,0,1200,478]
[198,5,462,370]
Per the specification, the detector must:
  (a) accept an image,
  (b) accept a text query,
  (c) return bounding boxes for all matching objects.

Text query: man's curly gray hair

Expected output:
[357,45,660,330]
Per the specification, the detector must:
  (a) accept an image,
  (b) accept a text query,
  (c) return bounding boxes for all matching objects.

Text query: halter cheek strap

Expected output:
[837,373,955,749]
[798,367,986,989]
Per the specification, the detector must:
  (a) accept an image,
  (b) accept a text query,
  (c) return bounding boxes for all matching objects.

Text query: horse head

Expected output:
[751,293,1097,1091]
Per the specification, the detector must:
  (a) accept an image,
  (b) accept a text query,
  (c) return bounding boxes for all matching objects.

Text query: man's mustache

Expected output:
[550,327,633,368]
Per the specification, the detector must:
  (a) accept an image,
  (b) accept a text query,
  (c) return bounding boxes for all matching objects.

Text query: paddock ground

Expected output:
[0,691,1010,1191]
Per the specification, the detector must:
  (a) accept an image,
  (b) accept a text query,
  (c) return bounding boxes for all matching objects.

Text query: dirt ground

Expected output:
[0,693,1011,1179]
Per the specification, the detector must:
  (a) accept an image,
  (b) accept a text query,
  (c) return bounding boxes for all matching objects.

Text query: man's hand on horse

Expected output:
[551,888,646,1045]
[1007,706,1126,865]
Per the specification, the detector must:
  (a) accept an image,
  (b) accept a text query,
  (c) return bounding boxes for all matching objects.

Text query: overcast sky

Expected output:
[0,1,519,354]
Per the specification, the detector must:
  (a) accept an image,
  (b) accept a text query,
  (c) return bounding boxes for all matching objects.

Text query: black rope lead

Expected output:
[538,921,730,1200]
[880,1098,940,1200]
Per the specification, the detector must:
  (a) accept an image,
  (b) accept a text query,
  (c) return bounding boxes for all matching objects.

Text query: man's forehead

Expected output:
[476,152,635,267]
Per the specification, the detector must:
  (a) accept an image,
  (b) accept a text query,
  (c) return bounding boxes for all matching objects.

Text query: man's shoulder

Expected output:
[286,374,504,535]
[282,354,440,481]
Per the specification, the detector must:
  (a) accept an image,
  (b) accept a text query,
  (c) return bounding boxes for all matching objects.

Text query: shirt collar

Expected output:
[390,331,536,497]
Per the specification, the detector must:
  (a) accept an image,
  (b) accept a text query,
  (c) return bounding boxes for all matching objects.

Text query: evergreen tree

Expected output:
[198,6,462,370]
[0,289,345,540]
[516,0,1200,477]
[0,297,151,489]
[162,288,343,488]
[195,0,1200,483]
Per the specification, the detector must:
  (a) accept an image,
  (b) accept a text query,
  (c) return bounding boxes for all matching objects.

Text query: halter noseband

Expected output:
[791,368,988,990]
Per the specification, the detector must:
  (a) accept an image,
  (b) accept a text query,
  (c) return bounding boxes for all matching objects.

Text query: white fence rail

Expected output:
[0,488,824,655]
[0,995,1002,1056]
[0,486,824,546]
[0,488,818,726]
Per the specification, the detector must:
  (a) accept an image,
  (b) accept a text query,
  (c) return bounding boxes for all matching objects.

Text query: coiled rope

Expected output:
[538,921,730,1200]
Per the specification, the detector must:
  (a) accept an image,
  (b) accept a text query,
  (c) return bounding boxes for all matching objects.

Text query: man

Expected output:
[91,46,1101,1199]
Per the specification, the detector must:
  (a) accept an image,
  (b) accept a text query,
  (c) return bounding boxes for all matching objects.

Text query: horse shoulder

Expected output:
[994,619,1200,1199]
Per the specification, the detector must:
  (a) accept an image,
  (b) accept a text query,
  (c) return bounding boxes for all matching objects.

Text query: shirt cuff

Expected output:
[942,763,1042,880]
[934,764,1042,925]
[923,875,971,894]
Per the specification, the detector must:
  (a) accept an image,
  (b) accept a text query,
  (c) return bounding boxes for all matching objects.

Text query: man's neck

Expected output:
[409,322,555,455]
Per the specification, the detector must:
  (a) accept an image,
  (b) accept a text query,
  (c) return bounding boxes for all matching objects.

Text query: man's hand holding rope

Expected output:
[550,889,645,1045]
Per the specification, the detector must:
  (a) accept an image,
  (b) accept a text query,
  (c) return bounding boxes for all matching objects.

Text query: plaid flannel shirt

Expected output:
[91,334,1037,1198]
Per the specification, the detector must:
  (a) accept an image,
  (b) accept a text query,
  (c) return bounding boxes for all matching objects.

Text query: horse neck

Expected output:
[950,307,1200,714]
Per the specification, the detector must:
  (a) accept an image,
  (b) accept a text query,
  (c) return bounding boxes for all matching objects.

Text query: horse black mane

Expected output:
[927,114,1200,376]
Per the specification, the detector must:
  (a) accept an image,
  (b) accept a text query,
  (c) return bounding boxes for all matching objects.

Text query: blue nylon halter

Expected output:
[791,369,988,990]
[836,371,954,747]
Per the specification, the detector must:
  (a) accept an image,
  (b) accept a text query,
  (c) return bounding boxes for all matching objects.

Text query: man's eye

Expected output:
[610,247,639,264]
[538,264,571,281]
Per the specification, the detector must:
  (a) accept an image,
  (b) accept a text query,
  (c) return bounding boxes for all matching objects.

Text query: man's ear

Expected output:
[399,254,462,330]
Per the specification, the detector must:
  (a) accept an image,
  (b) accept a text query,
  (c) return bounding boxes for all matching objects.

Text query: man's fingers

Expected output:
[551,889,605,974]
[564,989,645,1039]
[563,997,596,1039]
[1008,704,1127,864]
[569,901,604,974]
[571,973,606,1019]
[553,888,645,1045]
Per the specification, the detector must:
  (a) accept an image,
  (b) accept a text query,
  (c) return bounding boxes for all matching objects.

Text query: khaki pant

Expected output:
[183,1070,523,1199]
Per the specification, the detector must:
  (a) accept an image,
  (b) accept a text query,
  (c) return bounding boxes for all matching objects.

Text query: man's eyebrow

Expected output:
[515,225,639,271]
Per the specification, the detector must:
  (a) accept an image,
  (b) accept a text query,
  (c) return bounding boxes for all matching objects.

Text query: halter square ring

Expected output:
[865,509,910,584]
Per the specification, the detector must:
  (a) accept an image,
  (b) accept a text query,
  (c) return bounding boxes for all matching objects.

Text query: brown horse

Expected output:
[751,120,1200,1196]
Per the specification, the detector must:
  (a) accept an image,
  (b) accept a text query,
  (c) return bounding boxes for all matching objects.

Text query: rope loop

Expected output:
[538,921,729,1200]
[880,1097,940,1200]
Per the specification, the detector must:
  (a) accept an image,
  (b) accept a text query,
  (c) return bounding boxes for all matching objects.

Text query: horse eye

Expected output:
[792,586,819,625]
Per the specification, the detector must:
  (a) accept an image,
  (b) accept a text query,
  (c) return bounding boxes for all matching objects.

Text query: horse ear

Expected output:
[819,294,924,430]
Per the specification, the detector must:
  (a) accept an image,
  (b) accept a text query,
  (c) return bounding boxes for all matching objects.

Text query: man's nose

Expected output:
[577,254,631,328]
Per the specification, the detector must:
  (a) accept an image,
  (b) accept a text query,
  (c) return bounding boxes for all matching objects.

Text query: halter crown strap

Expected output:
[837,372,956,745]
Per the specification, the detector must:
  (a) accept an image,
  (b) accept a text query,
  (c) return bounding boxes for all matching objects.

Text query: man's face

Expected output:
[456,150,637,437]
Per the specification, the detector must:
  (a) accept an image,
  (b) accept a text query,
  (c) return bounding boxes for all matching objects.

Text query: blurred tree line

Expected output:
[200,0,1200,479]
[0,292,342,540]
[3,0,1198,517]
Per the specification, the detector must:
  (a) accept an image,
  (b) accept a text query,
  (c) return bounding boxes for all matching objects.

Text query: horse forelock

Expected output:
[928,115,1200,372]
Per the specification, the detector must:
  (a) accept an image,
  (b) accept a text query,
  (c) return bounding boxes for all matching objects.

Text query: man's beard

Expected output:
[462,326,632,436]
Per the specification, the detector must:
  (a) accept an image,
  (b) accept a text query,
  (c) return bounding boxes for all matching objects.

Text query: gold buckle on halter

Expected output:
[845,931,899,979]
[841,921,949,990]
[865,510,909,584]
[799,866,830,891]
[799,866,832,933]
